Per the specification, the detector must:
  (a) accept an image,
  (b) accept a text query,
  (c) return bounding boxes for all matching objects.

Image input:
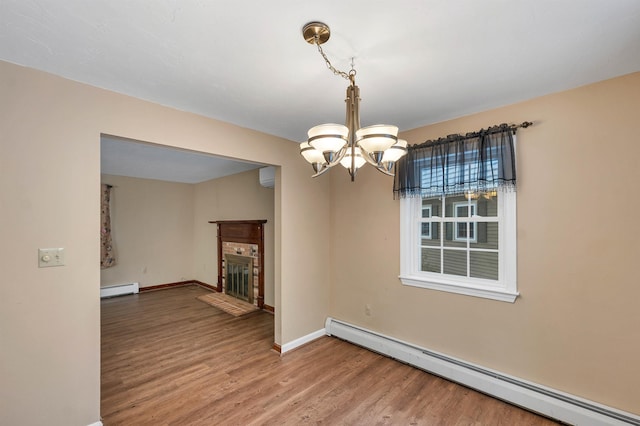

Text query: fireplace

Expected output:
[224,253,253,303]
[210,220,266,308]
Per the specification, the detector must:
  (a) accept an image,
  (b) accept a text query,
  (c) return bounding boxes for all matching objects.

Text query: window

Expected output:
[395,125,519,302]
[401,189,517,302]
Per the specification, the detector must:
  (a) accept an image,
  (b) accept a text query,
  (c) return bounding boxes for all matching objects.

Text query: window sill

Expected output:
[399,275,519,303]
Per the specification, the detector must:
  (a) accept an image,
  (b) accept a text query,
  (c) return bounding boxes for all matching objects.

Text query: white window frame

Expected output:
[399,189,518,302]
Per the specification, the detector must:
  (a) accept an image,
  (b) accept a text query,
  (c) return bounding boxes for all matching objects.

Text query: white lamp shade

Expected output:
[308,123,348,153]
[300,142,325,164]
[339,146,366,170]
[381,138,408,162]
[356,124,398,153]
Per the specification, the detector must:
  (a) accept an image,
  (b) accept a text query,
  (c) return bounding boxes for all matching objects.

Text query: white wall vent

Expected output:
[259,166,275,188]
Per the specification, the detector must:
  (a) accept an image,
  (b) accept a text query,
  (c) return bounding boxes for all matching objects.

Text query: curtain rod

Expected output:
[411,121,533,149]
[516,121,533,129]
[465,121,533,135]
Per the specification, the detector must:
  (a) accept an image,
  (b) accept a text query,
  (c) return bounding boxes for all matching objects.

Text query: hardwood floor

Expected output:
[101,286,560,425]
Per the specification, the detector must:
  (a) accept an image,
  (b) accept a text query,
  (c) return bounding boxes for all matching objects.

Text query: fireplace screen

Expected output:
[224,254,253,303]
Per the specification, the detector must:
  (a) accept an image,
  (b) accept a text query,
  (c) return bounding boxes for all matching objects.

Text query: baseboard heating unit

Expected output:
[325,317,639,426]
[100,282,139,298]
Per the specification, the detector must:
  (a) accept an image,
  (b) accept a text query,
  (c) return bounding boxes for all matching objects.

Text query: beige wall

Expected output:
[193,168,276,306]
[0,60,330,426]
[329,72,640,414]
[100,174,195,288]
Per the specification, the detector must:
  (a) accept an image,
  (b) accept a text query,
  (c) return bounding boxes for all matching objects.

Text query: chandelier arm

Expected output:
[311,166,332,178]
[330,144,349,166]
[375,165,396,177]
[309,145,348,178]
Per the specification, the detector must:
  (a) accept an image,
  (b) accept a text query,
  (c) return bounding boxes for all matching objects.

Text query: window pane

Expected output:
[457,222,468,238]
[445,195,467,217]
[471,222,498,249]
[421,248,441,273]
[421,222,440,246]
[444,222,466,248]
[470,251,498,280]
[477,193,498,217]
[422,197,442,217]
[443,250,466,276]
[454,221,477,241]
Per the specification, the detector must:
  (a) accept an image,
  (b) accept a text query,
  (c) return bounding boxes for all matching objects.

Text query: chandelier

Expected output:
[299,22,407,181]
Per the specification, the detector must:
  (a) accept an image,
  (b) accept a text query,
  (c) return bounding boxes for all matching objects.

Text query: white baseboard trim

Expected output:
[87,421,103,426]
[281,328,326,354]
[325,317,640,426]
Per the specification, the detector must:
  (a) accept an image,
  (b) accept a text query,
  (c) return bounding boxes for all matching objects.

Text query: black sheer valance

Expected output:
[393,123,521,199]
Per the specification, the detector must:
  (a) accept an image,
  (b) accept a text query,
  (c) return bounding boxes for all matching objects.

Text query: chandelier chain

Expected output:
[314,37,353,81]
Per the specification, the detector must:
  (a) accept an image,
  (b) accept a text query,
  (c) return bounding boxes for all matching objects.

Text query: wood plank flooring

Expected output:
[101,286,560,425]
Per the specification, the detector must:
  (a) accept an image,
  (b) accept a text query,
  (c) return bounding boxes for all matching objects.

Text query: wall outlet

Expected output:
[38,248,65,267]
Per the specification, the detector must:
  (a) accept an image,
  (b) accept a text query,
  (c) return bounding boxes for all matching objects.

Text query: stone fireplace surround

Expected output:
[210,220,266,309]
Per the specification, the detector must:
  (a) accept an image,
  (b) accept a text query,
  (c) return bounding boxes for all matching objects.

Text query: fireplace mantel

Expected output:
[209,220,266,308]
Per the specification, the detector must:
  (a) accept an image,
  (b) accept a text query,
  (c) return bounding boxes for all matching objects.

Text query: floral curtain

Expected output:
[101,184,116,269]
[393,123,518,198]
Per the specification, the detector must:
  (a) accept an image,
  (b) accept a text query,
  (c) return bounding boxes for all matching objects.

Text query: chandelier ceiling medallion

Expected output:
[299,22,407,181]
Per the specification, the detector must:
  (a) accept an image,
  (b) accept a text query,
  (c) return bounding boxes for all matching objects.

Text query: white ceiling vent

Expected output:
[259,166,276,188]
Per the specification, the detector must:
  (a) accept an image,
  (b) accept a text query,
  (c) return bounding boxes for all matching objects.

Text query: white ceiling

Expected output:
[100,136,263,184]
[2,0,640,182]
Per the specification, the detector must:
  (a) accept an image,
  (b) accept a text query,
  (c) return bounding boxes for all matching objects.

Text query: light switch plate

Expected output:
[39,248,65,267]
